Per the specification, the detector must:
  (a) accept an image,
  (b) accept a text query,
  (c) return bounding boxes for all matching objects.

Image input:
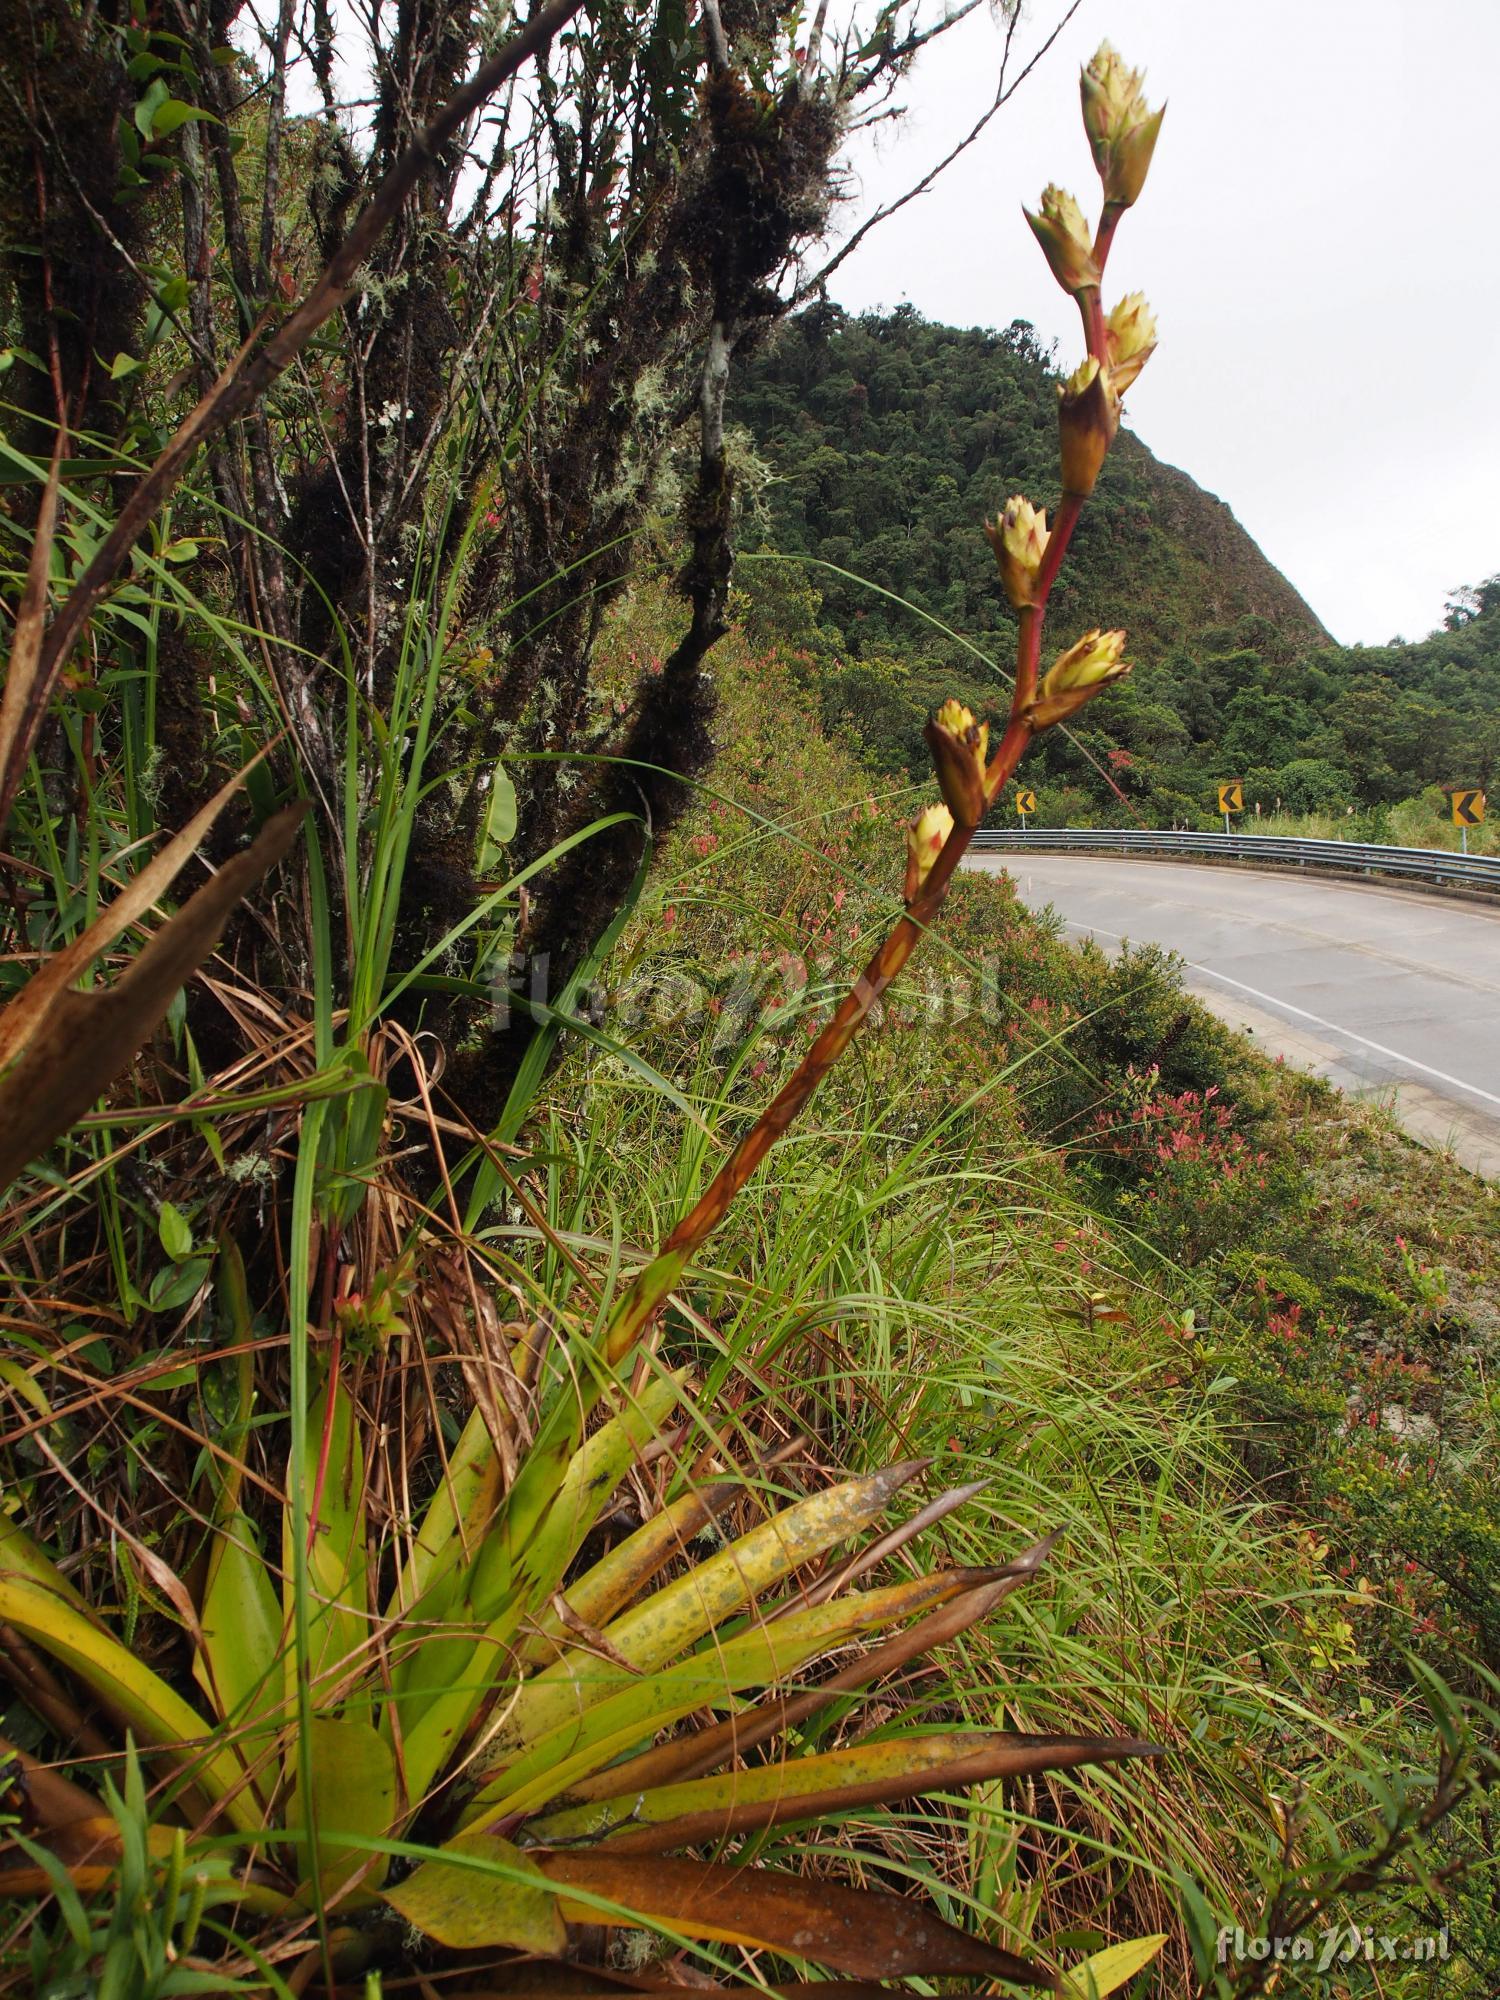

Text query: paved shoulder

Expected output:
[964,852,1500,1178]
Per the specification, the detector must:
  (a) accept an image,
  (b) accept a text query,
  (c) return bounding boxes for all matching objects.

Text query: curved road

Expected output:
[964,852,1500,1179]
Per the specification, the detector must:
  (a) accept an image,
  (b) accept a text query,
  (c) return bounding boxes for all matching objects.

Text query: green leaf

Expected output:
[137,1359,199,1392]
[147,1255,211,1311]
[388,1371,687,1815]
[283,1372,370,1741]
[383,1830,566,1952]
[133,78,169,139]
[194,1504,283,1796]
[289,1716,397,1903]
[150,98,215,139]
[1062,1933,1169,1998]
[477,765,517,874]
[109,351,143,380]
[384,1403,503,1623]
[158,1200,193,1262]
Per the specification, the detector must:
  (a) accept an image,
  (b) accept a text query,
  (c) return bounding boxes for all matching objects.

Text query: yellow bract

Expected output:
[1106,292,1158,394]
[905,802,955,899]
[986,495,1050,609]
[1024,184,1101,295]
[1081,41,1165,208]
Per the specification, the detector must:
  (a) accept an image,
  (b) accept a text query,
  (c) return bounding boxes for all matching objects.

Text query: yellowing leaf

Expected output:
[1063,1932,1169,1997]
[0,1571,260,1832]
[473,1568,992,1819]
[383,1830,565,1953]
[0,1359,51,1422]
[513,1477,737,1672]
[194,1504,284,1795]
[527,1728,1161,1853]
[289,1716,397,1904]
[487,1459,926,1769]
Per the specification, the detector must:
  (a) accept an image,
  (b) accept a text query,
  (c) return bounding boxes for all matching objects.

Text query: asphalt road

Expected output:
[964,852,1500,1178]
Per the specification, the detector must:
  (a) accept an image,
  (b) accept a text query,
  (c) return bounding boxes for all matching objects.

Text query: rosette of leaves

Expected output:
[0,1246,1158,1992]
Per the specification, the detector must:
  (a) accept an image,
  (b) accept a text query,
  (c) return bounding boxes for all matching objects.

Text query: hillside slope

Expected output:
[735,306,1500,828]
[734,304,1324,669]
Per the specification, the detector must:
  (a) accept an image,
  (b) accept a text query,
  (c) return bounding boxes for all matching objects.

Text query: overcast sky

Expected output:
[825,0,1500,647]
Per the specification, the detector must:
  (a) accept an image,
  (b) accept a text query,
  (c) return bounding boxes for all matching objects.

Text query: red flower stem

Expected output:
[1080,285,1107,365]
[1033,494,1081,610]
[1083,204,1125,362]
[1093,202,1124,290]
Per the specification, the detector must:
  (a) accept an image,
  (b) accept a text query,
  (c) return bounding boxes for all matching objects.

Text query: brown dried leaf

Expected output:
[0,433,64,828]
[0,802,305,1192]
[538,1855,1055,1986]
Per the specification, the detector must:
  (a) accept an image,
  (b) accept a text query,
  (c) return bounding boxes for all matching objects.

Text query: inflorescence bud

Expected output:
[905,803,955,901]
[1027,628,1131,729]
[1081,42,1164,209]
[1105,292,1157,395]
[985,496,1050,610]
[1023,185,1100,296]
[1057,355,1121,499]
[923,698,991,827]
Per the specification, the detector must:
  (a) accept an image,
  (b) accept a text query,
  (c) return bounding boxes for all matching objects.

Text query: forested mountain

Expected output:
[735,307,1500,827]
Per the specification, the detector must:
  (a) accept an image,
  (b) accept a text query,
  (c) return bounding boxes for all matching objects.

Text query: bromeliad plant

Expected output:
[0,1328,1132,1987]
[0,38,1171,1998]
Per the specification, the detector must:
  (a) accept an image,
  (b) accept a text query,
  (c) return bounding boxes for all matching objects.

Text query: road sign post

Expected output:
[1015,788,1037,835]
[1449,788,1485,856]
[1217,780,1244,836]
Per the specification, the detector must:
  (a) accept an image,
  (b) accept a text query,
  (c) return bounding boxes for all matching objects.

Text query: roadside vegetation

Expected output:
[0,6,1495,1998]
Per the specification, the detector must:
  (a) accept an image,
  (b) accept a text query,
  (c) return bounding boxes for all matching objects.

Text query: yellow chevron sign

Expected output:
[1217,781,1244,814]
[1451,788,1486,827]
[1015,789,1037,816]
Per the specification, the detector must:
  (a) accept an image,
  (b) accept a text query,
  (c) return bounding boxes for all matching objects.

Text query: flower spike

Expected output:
[1081,42,1165,209]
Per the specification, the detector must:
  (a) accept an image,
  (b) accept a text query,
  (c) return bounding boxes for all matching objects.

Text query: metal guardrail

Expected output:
[969,827,1500,896]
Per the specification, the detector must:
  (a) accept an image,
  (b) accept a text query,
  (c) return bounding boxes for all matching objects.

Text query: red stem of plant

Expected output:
[1093,203,1124,289]
[1033,495,1081,612]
